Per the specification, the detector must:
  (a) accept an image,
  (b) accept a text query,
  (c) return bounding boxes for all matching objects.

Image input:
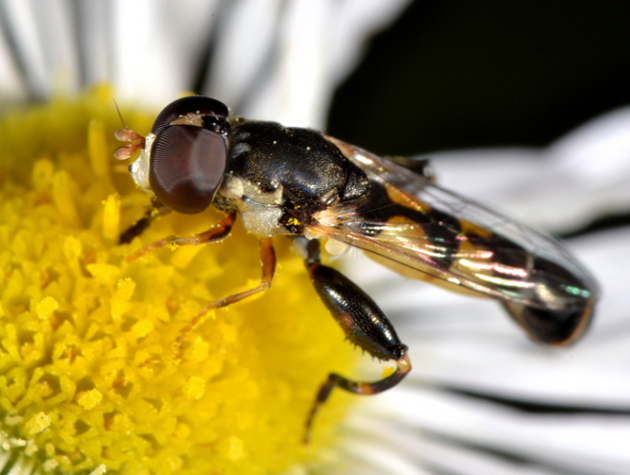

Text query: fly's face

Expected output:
[116,96,231,214]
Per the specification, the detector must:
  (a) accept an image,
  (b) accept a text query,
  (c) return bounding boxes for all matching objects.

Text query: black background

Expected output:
[328,1,630,157]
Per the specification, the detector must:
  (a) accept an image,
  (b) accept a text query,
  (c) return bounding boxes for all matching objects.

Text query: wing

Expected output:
[310,137,598,314]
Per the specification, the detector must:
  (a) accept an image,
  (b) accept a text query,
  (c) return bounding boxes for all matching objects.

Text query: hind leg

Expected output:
[298,238,411,443]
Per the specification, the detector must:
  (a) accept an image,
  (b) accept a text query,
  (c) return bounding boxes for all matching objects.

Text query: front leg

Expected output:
[300,238,411,443]
[125,212,237,262]
[120,210,273,356]
[119,199,171,244]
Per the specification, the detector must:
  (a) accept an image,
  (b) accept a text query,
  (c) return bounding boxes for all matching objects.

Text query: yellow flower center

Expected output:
[0,87,357,475]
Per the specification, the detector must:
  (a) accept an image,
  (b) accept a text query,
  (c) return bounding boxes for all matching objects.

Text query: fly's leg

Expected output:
[300,238,411,443]
[119,200,171,244]
[122,210,276,356]
[174,235,276,356]
[125,212,237,262]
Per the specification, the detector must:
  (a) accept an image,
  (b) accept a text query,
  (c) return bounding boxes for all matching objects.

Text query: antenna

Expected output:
[113,99,130,129]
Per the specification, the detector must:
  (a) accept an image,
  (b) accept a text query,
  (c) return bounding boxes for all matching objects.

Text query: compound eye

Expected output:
[149,125,227,214]
[151,96,229,135]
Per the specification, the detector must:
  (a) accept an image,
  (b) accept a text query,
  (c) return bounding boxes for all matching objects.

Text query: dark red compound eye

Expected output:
[151,96,229,135]
[149,124,227,214]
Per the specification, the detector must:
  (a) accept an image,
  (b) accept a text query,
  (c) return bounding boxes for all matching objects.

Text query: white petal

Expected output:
[0,0,76,98]
[76,0,111,85]
[206,0,414,128]
[0,21,27,101]
[343,438,435,475]
[347,415,572,475]
[204,0,282,111]
[111,0,219,108]
[239,0,337,128]
[353,387,630,475]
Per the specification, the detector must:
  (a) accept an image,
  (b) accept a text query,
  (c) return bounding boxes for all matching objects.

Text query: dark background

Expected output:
[327,1,630,157]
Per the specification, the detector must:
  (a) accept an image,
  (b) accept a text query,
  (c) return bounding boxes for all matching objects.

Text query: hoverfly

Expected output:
[115,96,598,442]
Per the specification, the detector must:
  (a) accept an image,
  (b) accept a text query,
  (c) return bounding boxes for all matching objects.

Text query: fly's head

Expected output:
[115,96,231,214]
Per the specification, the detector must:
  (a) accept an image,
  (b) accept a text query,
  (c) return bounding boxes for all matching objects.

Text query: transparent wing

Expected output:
[312,137,598,312]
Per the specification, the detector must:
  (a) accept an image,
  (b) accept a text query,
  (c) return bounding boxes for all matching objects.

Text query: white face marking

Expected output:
[129,132,155,196]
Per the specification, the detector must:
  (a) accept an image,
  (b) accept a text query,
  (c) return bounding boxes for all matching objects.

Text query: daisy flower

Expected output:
[1,2,629,475]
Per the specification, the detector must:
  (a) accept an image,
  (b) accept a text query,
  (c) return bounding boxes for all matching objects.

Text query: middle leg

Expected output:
[174,236,276,356]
